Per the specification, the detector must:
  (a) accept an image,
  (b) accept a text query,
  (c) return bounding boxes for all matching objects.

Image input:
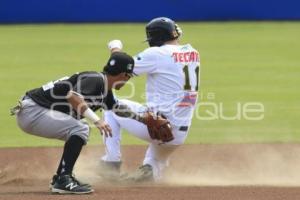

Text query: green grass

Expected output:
[0,22,299,147]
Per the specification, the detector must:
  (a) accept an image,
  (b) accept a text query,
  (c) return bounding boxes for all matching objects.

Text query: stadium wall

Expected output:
[0,0,299,23]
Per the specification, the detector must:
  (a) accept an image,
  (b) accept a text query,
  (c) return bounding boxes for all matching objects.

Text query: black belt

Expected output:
[179,126,188,131]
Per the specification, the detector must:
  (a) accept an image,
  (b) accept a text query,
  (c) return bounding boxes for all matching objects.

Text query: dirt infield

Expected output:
[1,144,300,200]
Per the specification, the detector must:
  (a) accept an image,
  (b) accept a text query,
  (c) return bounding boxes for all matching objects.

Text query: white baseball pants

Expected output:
[101,99,189,180]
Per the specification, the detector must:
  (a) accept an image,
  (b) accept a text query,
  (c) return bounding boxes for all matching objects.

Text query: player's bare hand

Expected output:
[94,120,112,137]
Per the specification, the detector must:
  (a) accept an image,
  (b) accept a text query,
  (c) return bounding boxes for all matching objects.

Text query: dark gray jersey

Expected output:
[26,71,116,118]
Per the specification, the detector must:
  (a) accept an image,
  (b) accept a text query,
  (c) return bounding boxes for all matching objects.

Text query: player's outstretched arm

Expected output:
[112,102,145,124]
[67,90,112,137]
[112,102,174,142]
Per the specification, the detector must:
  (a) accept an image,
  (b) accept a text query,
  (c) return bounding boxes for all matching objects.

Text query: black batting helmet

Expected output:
[145,17,182,47]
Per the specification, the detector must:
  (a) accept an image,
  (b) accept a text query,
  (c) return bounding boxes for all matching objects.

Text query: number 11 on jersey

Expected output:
[183,65,199,91]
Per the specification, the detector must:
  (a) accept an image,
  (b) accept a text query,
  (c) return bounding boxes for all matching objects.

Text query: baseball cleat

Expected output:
[98,160,122,182]
[120,164,154,183]
[51,174,93,194]
[49,174,91,189]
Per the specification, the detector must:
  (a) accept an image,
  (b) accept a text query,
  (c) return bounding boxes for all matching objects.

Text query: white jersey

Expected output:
[133,44,200,126]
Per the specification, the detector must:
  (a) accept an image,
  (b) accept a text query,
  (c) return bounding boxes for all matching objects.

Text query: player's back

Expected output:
[26,71,108,117]
[134,44,200,126]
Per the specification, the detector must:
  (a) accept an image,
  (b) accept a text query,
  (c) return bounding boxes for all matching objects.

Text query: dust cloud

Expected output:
[1,144,300,187]
[163,144,300,186]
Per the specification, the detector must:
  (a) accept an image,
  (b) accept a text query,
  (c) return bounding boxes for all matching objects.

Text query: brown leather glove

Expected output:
[142,112,174,142]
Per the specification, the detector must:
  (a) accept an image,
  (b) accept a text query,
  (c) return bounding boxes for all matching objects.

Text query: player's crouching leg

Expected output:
[69,122,91,144]
[142,125,189,181]
[98,111,123,181]
[123,126,189,183]
[51,123,93,194]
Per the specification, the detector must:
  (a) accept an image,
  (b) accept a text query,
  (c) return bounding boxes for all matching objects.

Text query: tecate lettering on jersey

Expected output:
[172,51,199,63]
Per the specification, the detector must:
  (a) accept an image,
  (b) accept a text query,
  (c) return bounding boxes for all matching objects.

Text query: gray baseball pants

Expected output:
[16,97,90,143]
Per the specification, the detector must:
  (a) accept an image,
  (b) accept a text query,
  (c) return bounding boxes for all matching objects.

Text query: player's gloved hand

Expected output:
[141,112,174,143]
[108,40,123,52]
[94,119,112,137]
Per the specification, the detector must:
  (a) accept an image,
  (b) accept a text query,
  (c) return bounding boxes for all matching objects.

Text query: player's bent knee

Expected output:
[70,123,90,144]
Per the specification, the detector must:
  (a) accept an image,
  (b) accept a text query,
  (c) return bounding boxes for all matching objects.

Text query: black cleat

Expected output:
[51,174,93,194]
[50,174,91,189]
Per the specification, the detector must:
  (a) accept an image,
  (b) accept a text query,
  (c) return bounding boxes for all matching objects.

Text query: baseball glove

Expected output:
[142,112,174,142]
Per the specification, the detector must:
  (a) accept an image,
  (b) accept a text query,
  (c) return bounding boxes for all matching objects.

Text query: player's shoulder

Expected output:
[135,47,160,61]
[77,71,103,79]
[75,71,105,94]
[76,71,105,84]
[181,43,199,52]
[77,71,100,76]
[141,46,161,55]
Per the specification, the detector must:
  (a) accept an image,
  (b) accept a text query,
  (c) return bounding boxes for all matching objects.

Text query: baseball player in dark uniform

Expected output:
[12,52,146,194]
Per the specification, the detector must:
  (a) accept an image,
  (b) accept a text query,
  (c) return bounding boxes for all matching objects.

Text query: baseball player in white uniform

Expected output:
[100,17,200,181]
